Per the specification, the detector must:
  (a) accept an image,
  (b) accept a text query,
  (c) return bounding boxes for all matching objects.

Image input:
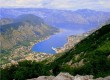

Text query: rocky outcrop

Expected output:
[27,72,110,80]
[27,76,55,80]
[53,73,74,80]
[95,76,110,80]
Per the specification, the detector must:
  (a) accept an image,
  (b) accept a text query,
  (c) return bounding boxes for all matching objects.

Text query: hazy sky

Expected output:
[0,0,110,11]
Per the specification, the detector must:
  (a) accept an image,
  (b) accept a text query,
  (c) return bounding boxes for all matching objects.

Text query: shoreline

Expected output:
[53,33,90,53]
[30,29,62,53]
[1,31,61,68]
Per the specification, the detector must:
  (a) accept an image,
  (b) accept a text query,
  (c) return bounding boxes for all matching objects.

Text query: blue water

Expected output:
[32,28,85,54]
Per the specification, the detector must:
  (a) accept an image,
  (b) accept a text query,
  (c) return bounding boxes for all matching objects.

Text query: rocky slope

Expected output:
[0,14,58,51]
[27,72,110,80]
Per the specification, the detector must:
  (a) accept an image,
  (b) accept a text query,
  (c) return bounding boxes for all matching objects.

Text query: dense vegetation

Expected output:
[0,24,110,80]
[0,60,51,80]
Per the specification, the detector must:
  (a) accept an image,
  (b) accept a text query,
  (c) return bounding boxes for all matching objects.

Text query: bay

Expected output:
[32,28,85,54]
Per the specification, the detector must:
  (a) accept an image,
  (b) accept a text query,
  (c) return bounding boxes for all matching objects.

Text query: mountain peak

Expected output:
[75,9,96,12]
[16,14,44,25]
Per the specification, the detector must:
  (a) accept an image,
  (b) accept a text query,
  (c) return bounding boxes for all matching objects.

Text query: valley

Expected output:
[0,14,59,66]
[0,8,110,80]
[0,8,110,65]
[1,23,110,80]
[1,8,110,54]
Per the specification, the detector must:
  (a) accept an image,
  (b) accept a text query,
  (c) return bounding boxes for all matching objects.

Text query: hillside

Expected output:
[45,23,110,77]
[0,18,13,25]
[1,24,110,80]
[0,14,58,51]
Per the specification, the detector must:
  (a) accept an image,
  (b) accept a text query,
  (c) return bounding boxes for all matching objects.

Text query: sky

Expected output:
[0,0,110,11]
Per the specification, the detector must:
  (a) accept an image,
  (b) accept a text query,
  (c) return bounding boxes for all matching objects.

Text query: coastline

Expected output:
[31,29,63,53]
[53,33,90,53]
[1,30,61,68]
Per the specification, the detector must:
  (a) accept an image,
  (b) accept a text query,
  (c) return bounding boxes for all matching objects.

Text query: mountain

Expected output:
[0,14,58,51]
[1,8,110,30]
[44,23,110,78]
[1,24,110,80]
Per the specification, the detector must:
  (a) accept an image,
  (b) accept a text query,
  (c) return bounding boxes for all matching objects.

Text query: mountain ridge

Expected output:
[0,14,58,50]
[1,8,110,31]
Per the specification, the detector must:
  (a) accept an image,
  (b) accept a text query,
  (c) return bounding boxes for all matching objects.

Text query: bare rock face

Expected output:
[27,76,55,80]
[74,75,93,80]
[37,76,55,80]
[27,73,110,80]
[95,76,110,80]
[53,72,74,80]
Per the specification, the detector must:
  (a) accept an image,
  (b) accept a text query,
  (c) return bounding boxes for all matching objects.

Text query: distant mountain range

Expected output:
[1,8,110,30]
[0,14,58,50]
[1,8,110,51]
